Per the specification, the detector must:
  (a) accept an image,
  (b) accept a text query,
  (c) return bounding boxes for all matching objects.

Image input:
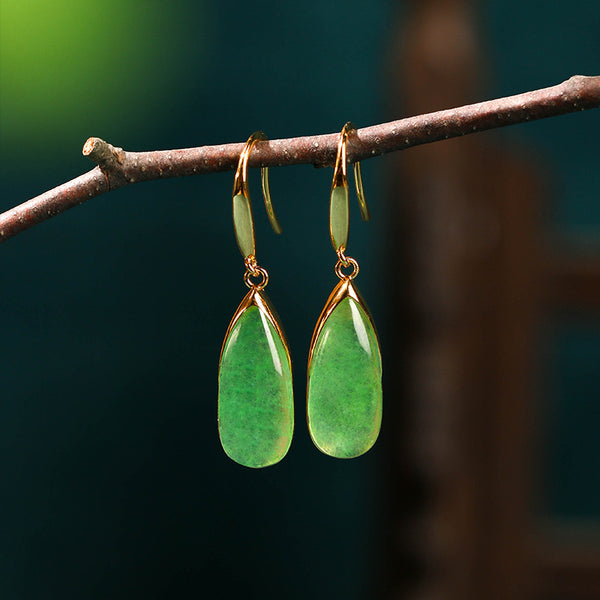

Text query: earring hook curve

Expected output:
[232,131,282,258]
[329,122,371,252]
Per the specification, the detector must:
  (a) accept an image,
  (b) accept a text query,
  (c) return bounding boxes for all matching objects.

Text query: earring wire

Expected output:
[329,122,371,252]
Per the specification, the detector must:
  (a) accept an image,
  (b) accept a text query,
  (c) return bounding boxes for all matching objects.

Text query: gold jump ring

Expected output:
[244,265,269,289]
[334,255,359,280]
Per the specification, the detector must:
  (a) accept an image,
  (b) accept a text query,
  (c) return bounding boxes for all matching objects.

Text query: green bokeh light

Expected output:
[0,0,208,156]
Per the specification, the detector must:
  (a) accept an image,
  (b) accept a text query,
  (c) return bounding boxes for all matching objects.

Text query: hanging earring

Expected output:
[218,132,294,468]
[307,122,382,459]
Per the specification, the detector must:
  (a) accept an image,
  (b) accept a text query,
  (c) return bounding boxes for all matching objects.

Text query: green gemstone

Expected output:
[218,303,294,468]
[330,184,349,251]
[233,191,255,257]
[307,296,382,458]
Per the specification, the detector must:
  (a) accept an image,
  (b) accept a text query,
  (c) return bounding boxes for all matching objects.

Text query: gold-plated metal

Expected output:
[232,132,282,258]
[352,161,370,222]
[329,122,371,252]
[331,123,350,189]
[307,278,378,368]
[334,254,359,280]
[232,131,265,199]
[243,254,269,289]
[219,287,292,370]
[261,165,282,235]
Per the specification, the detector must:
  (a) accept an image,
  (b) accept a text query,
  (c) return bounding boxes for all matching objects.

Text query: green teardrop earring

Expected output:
[307,122,382,459]
[218,132,294,468]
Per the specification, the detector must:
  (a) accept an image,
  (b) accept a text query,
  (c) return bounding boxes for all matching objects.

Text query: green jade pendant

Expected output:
[307,279,382,458]
[218,289,294,468]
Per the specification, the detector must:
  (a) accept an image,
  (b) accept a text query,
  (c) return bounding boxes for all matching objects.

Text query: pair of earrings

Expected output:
[217,124,382,468]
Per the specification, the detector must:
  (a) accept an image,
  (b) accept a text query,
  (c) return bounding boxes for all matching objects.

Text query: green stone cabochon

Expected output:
[218,304,294,468]
[308,296,382,458]
[329,185,349,251]
[233,192,255,258]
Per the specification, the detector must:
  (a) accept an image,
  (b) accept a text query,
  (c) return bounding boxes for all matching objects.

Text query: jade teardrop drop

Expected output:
[307,296,382,458]
[218,304,293,468]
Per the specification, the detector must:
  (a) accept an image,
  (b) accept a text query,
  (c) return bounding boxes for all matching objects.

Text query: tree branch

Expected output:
[1,75,599,243]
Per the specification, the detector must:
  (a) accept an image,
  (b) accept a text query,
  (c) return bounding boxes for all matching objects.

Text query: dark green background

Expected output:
[1,2,598,598]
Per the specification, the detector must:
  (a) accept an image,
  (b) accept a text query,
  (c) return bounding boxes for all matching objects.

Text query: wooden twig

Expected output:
[1,75,599,243]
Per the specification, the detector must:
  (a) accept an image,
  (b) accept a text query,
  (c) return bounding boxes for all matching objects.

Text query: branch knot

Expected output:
[82,137,127,187]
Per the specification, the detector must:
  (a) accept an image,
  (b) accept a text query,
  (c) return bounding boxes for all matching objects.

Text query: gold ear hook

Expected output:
[329,122,371,252]
[232,131,282,259]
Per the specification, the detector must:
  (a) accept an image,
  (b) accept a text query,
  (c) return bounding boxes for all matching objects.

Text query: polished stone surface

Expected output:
[233,192,255,257]
[218,305,293,468]
[329,185,349,250]
[308,296,382,458]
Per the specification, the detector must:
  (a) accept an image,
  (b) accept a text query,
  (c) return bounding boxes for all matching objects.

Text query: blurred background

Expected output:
[1,1,599,599]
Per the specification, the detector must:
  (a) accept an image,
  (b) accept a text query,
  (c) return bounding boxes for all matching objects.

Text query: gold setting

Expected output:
[307,277,379,369]
[219,287,292,371]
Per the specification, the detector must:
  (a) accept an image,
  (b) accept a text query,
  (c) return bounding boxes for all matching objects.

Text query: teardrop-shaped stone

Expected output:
[218,304,294,468]
[307,296,382,458]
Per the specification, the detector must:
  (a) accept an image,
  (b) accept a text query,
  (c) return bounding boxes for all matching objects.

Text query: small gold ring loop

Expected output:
[335,256,359,280]
[244,265,269,290]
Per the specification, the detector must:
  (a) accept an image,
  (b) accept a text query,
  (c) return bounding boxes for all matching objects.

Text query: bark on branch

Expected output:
[1,75,599,243]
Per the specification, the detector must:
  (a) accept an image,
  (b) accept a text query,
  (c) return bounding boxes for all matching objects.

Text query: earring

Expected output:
[218,132,294,468]
[307,122,382,459]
